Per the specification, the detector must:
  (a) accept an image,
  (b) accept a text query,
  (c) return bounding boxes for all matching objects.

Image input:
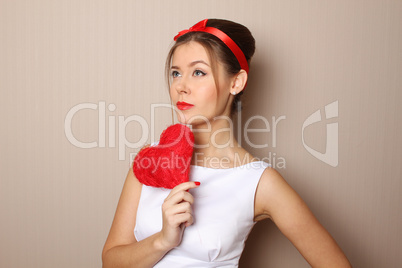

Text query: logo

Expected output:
[302,101,338,167]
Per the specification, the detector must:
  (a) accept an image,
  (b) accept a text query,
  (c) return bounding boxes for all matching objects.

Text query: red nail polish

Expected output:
[194,181,201,186]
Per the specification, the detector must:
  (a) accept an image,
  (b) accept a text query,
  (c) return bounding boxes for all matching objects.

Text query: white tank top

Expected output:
[134,161,270,267]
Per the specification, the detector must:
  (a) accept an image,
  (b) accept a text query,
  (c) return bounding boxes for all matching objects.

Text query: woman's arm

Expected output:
[102,168,199,268]
[254,167,352,267]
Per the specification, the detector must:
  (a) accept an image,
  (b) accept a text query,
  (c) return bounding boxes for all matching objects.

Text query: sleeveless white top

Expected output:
[134,161,270,267]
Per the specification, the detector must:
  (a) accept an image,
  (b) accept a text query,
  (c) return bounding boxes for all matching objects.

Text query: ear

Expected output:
[230,70,248,95]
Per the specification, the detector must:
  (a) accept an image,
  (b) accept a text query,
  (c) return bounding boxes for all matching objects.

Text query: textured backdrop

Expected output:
[1,0,401,267]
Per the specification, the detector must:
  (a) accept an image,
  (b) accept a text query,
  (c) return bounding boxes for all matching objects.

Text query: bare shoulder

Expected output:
[254,166,296,221]
[102,168,143,258]
[115,168,143,220]
[113,168,143,220]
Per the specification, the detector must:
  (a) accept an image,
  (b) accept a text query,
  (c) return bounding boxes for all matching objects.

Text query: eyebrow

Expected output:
[171,60,210,69]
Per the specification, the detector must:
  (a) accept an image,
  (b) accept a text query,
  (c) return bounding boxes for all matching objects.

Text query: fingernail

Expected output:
[194,181,201,186]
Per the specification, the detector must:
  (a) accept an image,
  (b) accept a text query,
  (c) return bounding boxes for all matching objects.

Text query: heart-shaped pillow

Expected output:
[133,124,194,189]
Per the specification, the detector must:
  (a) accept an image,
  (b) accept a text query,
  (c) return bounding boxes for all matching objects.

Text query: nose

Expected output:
[175,77,190,95]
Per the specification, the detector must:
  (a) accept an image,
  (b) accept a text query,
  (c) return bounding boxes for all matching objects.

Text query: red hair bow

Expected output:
[174,19,208,41]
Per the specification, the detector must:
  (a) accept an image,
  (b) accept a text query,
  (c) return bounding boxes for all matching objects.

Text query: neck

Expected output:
[190,117,245,167]
[193,117,234,146]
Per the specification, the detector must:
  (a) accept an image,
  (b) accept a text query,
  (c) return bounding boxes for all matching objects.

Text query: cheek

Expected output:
[169,86,177,100]
[195,90,217,113]
[205,89,217,102]
[199,82,218,101]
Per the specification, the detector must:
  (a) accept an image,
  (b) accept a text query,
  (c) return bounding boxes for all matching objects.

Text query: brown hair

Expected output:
[165,19,256,114]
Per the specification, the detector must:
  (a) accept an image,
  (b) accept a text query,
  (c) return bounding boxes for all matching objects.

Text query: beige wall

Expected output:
[1,0,401,267]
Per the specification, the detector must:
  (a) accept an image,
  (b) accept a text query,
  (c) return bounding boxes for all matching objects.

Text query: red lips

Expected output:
[176,101,194,110]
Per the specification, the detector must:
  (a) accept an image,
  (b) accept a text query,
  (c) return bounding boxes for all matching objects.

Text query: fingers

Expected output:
[167,181,201,198]
[164,209,194,228]
[162,181,200,228]
[164,190,194,209]
[164,181,200,204]
[165,200,192,216]
[162,200,195,231]
[179,213,194,227]
[158,181,200,248]
[162,194,194,224]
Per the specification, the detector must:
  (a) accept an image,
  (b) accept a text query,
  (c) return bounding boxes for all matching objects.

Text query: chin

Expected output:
[175,111,209,127]
[175,111,187,124]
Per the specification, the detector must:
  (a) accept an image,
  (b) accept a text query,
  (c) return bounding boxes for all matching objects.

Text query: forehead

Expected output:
[172,41,210,66]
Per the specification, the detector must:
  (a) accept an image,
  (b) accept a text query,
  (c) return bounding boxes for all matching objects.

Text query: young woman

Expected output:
[102,19,352,267]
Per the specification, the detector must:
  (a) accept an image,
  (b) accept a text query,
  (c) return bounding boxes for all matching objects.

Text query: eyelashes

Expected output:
[193,70,206,76]
[171,69,207,78]
[171,70,180,78]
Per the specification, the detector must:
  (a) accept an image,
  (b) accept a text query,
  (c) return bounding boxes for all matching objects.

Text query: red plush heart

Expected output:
[133,124,194,189]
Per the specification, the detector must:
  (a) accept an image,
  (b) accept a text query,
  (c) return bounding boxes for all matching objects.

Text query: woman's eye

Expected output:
[194,70,206,77]
[171,71,181,78]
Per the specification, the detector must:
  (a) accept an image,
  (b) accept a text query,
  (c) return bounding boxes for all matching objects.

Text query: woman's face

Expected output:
[169,41,234,126]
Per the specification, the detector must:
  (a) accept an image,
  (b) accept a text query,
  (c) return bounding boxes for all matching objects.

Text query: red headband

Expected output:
[174,19,249,74]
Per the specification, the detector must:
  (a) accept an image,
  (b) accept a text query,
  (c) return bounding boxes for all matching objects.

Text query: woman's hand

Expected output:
[157,181,200,251]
